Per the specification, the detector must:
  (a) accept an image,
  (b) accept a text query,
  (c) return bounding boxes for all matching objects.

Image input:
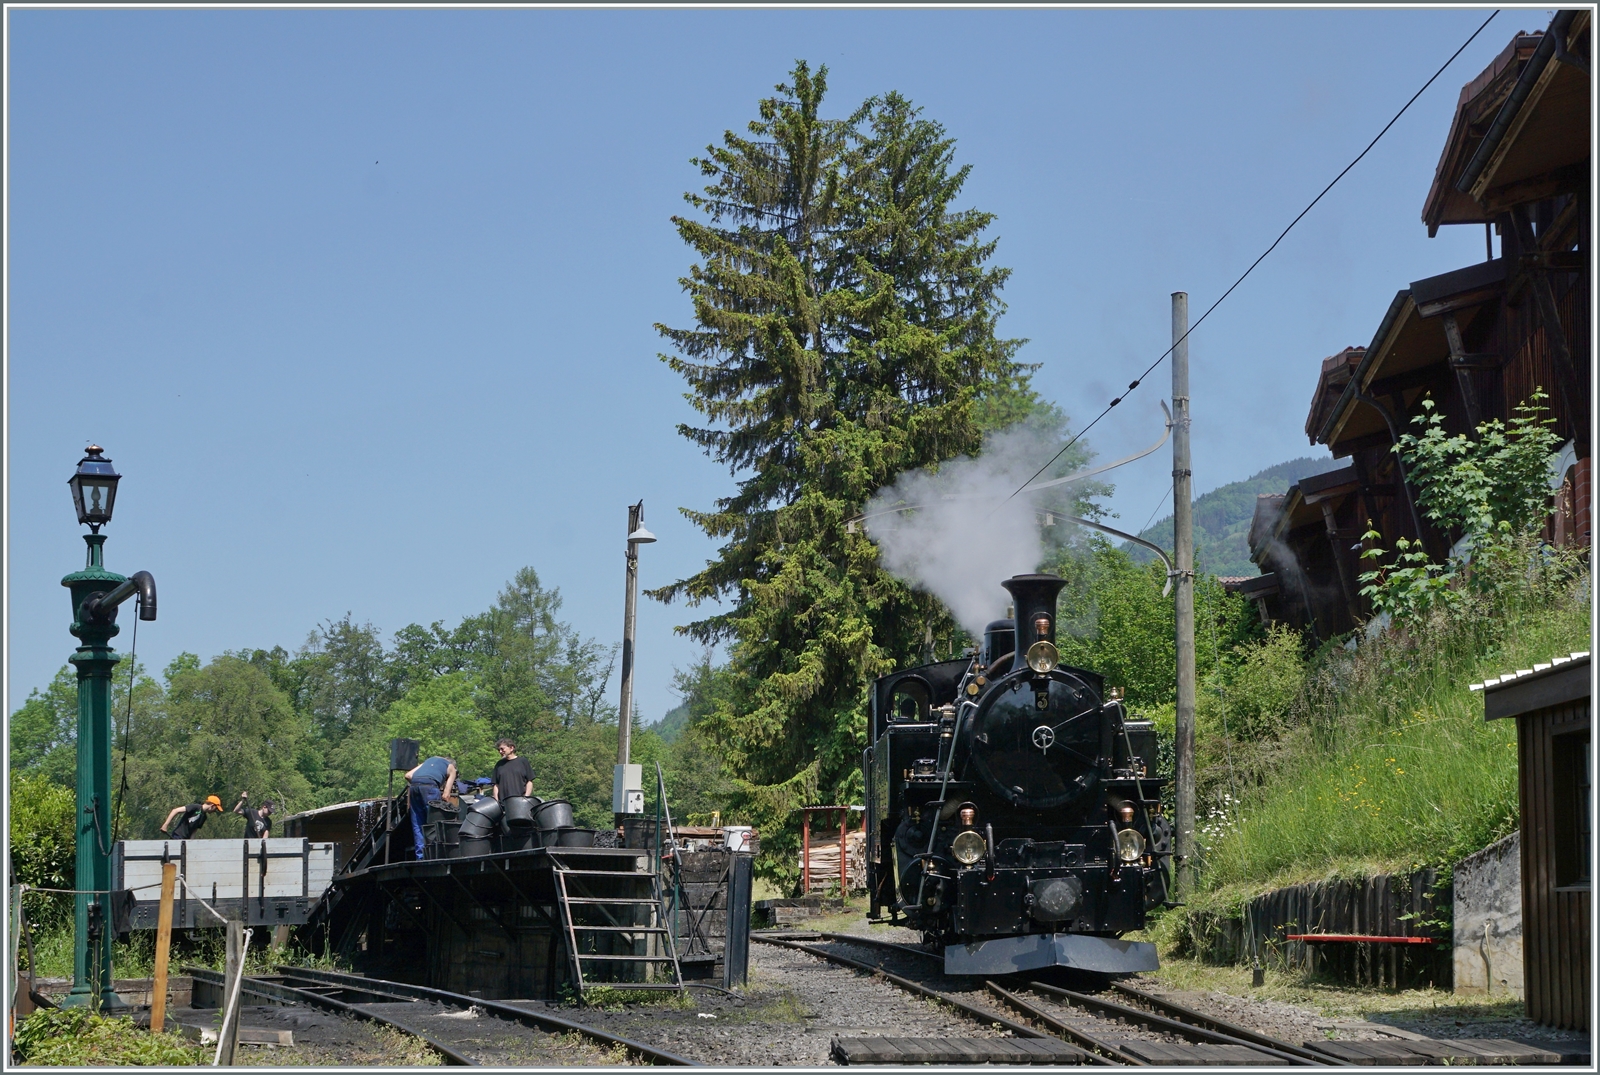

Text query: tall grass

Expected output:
[1197,559,1589,895]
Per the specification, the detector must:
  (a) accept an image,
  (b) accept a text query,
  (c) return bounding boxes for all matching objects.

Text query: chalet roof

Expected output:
[1304,347,1365,442]
[1422,30,1545,235]
[1313,254,1509,455]
[1247,493,1285,560]
[1458,10,1590,215]
[1315,290,1446,453]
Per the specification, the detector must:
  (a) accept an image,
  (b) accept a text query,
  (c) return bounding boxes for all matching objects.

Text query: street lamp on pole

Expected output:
[614,500,655,824]
[60,446,158,1010]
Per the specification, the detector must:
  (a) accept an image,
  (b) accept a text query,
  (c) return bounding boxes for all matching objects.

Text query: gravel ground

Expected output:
[172,1004,441,1067]
[544,937,1014,1065]
[1131,979,1590,1056]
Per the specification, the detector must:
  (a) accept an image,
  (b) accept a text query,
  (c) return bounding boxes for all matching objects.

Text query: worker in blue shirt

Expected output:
[404,755,456,860]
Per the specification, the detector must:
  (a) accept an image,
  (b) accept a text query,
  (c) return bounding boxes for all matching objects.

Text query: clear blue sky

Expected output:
[6,7,1529,720]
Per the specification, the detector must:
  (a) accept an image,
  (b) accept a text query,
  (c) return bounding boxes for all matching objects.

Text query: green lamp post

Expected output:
[59,446,157,1010]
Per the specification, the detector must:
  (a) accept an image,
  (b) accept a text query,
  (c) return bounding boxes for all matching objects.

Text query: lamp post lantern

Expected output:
[614,500,656,823]
[59,446,157,1010]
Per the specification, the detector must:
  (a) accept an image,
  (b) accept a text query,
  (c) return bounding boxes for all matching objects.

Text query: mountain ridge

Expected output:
[1126,456,1341,577]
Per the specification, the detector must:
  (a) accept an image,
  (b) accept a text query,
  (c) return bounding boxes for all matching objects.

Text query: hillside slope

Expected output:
[1128,456,1340,576]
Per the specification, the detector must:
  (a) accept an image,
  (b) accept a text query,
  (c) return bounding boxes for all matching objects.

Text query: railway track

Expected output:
[184,964,699,1066]
[752,931,1339,1066]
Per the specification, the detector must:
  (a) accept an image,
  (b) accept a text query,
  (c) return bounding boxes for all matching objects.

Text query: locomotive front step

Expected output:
[943,931,1158,976]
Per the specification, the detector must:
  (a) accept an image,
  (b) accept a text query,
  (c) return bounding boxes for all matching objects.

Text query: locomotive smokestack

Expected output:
[1000,574,1067,674]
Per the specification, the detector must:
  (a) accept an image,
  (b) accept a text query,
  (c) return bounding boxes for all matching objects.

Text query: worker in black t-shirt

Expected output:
[161,795,222,839]
[491,738,534,801]
[234,793,274,838]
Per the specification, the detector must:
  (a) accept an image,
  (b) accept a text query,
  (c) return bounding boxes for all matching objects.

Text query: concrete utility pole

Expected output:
[1171,293,1197,898]
[614,501,654,822]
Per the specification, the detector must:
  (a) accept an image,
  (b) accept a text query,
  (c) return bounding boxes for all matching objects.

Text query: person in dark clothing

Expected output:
[234,793,273,838]
[491,738,534,802]
[404,755,456,860]
[161,795,222,839]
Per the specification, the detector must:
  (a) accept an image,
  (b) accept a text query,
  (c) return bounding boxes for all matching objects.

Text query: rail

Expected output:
[184,965,475,1066]
[275,965,699,1065]
[767,931,1348,1067]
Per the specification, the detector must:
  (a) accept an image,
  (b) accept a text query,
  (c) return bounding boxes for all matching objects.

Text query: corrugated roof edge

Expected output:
[1469,651,1591,691]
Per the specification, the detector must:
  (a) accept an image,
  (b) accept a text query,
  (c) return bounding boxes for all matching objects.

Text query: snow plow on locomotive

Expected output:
[864,573,1172,976]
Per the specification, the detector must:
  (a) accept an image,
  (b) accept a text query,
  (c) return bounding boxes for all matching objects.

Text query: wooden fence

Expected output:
[1186,867,1453,989]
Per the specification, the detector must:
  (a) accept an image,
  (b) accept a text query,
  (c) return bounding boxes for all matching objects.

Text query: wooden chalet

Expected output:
[1249,11,1591,640]
[1473,652,1591,1031]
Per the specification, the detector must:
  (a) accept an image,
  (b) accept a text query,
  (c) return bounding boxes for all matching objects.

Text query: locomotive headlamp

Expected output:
[1026,640,1059,675]
[1115,827,1146,864]
[951,830,986,866]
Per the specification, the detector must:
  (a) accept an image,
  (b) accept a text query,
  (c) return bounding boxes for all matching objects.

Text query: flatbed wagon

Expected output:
[113,838,335,929]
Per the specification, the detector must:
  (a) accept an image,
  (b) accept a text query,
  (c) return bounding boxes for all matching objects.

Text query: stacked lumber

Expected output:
[800,831,867,892]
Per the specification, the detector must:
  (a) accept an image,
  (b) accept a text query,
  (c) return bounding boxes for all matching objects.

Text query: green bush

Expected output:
[9,773,77,931]
[13,1008,207,1066]
[1360,391,1562,623]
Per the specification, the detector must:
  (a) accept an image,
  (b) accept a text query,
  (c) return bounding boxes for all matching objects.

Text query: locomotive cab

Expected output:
[863,573,1171,976]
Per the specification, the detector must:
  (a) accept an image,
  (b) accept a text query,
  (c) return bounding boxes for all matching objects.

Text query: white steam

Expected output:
[865,424,1076,636]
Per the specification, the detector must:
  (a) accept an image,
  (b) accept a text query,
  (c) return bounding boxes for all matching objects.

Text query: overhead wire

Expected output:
[1002,9,1501,505]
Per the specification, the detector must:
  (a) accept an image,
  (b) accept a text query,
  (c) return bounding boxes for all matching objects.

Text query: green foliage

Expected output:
[328,672,495,801]
[1207,625,1307,743]
[1183,541,1589,915]
[9,773,77,930]
[652,63,1033,883]
[1360,392,1564,623]
[1132,456,1342,577]
[119,656,313,838]
[1047,540,1261,713]
[8,667,80,787]
[13,1007,207,1066]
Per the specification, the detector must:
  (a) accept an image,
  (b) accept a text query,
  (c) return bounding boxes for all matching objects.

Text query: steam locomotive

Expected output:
[863,573,1172,975]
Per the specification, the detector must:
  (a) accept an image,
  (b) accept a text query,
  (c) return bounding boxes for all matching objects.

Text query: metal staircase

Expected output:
[550,850,683,994]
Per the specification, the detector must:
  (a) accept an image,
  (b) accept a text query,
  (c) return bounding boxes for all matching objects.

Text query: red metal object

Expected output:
[799,805,862,895]
[1286,934,1438,944]
[802,812,810,894]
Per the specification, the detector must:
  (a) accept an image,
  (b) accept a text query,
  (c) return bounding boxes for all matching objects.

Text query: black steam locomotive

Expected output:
[864,573,1172,975]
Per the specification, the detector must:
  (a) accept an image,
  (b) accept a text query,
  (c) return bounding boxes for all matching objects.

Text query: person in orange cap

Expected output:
[161,795,224,840]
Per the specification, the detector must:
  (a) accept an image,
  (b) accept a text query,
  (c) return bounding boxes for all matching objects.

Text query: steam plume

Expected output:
[865,424,1079,636]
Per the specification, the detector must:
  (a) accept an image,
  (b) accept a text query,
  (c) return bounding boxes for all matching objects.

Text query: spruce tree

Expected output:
[652,65,1035,865]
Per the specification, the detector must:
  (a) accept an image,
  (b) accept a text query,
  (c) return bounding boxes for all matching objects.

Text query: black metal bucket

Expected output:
[459,836,495,857]
[532,798,573,831]
[504,795,540,831]
[501,830,537,852]
[460,797,502,838]
[551,827,595,848]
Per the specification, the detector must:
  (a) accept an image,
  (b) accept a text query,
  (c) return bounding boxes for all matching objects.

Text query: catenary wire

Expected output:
[1002,9,1500,506]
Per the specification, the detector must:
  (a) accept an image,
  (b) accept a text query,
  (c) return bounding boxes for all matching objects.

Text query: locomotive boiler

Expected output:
[863,573,1172,975]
